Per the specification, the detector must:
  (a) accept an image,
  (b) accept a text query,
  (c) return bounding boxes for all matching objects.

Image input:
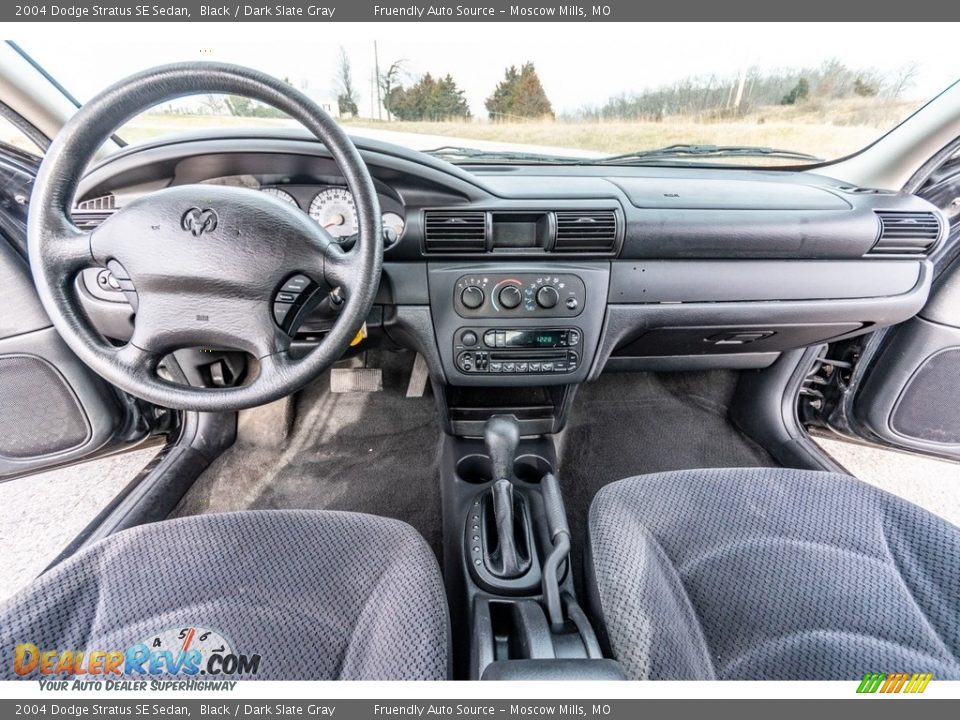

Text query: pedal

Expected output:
[406,353,430,398]
[330,367,383,393]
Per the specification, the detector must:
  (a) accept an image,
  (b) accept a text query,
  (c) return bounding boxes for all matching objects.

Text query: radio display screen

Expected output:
[505,330,565,348]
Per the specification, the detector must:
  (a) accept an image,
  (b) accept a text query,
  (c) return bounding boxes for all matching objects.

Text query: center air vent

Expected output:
[423,211,487,252]
[871,211,940,255]
[554,211,618,252]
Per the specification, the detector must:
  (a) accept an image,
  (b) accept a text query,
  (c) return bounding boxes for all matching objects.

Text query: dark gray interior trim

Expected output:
[609,260,924,304]
[590,268,932,380]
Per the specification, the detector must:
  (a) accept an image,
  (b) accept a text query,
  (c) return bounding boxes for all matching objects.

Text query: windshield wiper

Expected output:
[596,144,823,165]
[423,145,584,164]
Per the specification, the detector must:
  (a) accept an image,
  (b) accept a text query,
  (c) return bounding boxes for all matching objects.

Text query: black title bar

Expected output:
[4,1,959,22]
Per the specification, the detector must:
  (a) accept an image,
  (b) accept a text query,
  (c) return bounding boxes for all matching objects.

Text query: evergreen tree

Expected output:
[485,62,554,120]
[387,72,471,121]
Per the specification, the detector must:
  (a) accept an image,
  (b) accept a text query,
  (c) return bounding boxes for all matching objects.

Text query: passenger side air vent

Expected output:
[423,211,487,252]
[554,211,618,252]
[871,211,941,255]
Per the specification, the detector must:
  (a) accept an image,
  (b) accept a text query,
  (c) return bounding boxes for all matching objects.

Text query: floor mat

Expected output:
[558,370,776,588]
[172,351,443,559]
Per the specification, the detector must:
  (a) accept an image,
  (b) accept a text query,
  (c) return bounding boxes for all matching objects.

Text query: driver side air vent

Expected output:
[71,210,115,230]
[76,194,116,211]
[871,211,941,255]
[423,211,487,252]
[554,211,618,252]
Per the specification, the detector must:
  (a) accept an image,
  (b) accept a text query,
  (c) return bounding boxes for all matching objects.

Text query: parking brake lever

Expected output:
[540,471,571,632]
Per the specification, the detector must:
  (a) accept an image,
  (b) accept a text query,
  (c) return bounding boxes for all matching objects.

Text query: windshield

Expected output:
[14,24,959,166]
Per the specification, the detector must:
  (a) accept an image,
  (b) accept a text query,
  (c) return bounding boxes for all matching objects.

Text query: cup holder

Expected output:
[456,454,493,484]
[513,455,553,484]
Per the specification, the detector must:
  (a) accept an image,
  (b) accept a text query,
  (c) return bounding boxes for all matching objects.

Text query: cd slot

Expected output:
[489,350,567,361]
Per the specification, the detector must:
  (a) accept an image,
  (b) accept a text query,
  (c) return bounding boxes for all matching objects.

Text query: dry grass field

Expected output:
[2,96,921,161]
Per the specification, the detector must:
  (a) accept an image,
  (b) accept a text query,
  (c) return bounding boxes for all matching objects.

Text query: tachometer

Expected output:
[260,187,298,206]
[309,187,357,239]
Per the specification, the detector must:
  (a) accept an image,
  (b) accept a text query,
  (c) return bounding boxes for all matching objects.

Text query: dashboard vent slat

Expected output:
[71,210,115,230]
[76,194,116,211]
[871,211,940,255]
[423,211,487,253]
[554,211,618,252]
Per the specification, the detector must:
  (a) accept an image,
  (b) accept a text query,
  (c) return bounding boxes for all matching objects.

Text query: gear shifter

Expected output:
[483,415,527,579]
[486,415,520,483]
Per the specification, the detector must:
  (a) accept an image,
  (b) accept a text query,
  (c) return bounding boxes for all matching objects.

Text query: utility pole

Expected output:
[374,40,383,121]
[733,67,746,111]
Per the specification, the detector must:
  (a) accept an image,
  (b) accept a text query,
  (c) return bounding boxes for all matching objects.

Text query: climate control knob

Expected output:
[498,285,522,309]
[461,285,485,309]
[536,285,560,309]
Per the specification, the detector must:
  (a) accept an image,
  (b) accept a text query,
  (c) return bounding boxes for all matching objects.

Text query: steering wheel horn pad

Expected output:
[90,185,338,358]
[28,63,383,411]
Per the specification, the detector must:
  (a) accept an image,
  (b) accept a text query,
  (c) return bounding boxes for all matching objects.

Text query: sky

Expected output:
[15,22,960,117]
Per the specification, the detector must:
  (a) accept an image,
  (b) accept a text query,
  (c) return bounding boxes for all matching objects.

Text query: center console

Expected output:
[440,415,624,680]
[428,263,610,388]
[427,263,622,678]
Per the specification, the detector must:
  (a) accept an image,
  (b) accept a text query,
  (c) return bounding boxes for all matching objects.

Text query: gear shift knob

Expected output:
[485,415,520,482]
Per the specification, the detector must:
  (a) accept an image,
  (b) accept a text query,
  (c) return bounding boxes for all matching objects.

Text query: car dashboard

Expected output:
[70,129,945,430]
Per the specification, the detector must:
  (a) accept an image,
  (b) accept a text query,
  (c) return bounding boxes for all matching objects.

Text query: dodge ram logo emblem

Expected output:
[181,207,218,236]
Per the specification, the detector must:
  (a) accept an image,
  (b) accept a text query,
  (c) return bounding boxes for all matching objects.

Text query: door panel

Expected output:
[814,147,960,464]
[854,299,960,459]
[0,148,136,480]
[844,187,960,461]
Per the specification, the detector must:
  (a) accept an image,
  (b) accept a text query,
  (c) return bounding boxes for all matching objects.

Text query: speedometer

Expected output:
[309,187,357,239]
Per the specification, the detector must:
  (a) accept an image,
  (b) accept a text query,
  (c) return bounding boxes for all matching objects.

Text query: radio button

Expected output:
[490,362,502,373]
[483,330,497,347]
[496,332,506,348]
[517,362,529,372]
[567,330,581,346]
[541,362,553,372]
[529,362,541,372]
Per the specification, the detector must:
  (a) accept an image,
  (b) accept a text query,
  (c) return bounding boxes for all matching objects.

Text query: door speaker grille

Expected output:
[890,347,960,445]
[0,355,90,459]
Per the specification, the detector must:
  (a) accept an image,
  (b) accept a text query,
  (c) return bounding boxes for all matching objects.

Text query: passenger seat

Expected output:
[586,467,960,680]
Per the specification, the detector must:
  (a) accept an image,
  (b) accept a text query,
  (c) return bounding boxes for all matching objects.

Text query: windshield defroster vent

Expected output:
[871,211,941,255]
[554,211,618,252]
[423,211,487,252]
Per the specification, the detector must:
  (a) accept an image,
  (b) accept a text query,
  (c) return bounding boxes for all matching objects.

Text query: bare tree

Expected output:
[200,95,226,115]
[334,46,360,117]
[889,63,920,99]
[378,59,407,121]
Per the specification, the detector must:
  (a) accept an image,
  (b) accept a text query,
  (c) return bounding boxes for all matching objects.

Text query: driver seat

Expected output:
[587,467,960,680]
[0,510,449,680]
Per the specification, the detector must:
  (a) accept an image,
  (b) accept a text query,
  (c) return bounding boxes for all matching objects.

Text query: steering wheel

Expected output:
[28,63,383,412]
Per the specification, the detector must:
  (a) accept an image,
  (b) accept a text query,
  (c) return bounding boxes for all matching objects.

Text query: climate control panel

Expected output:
[453,273,586,318]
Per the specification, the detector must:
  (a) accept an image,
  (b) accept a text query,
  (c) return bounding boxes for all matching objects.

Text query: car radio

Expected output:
[454,327,581,374]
